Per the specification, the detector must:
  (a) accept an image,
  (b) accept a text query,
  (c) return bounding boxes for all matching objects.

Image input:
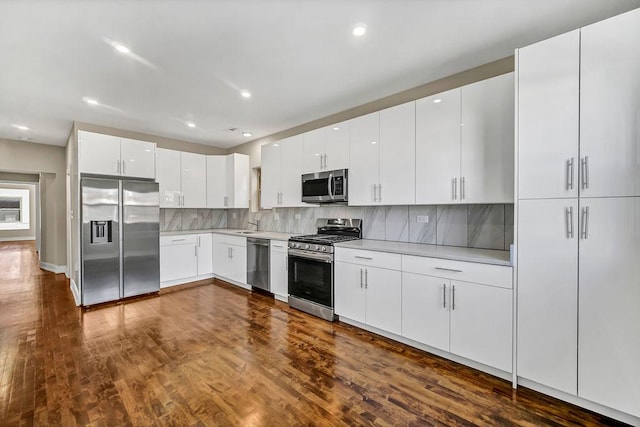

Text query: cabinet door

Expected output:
[415,89,461,204]
[280,135,304,207]
[206,155,227,208]
[517,199,578,394]
[181,152,207,208]
[196,233,213,275]
[335,262,366,323]
[365,267,401,335]
[379,102,416,205]
[269,241,288,300]
[402,272,450,352]
[302,128,325,173]
[160,243,197,284]
[450,281,512,372]
[120,138,156,179]
[349,112,380,205]
[324,120,350,171]
[518,31,580,199]
[461,73,514,203]
[78,131,121,176]
[156,148,182,208]
[227,153,250,208]
[213,241,231,279]
[580,9,640,198]
[228,244,247,284]
[260,142,281,208]
[578,197,640,417]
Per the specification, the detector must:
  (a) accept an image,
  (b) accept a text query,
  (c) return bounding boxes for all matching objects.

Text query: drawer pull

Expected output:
[172,238,186,242]
[355,256,373,260]
[435,267,462,273]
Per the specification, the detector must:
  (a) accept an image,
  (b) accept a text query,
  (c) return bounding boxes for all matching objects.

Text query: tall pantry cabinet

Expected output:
[516,8,640,421]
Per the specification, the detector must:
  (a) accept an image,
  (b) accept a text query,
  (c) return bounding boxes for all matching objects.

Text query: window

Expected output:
[0,188,30,230]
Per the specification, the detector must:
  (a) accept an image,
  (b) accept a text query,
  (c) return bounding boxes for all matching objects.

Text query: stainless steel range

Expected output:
[288,218,362,321]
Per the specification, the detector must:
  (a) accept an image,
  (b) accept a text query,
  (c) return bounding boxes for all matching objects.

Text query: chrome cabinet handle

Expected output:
[198,236,201,246]
[435,267,463,273]
[581,156,589,190]
[566,207,574,238]
[324,154,328,169]
[460,177,465,200]
[581,206,590,239]
[230,247,233,258]
[452,285,456,310]
[116,160,121,174]
[360,268,363,288]
[172,238,186,242]
[452,178,457,200]
[355,256,373,260]
[373,184,378,202]
[122,160,126,175]
[378,184,382,202]
[224,196,228,207]
[443,283,447,308]
[364,269,368,289]
[567,158,574,190]
[195,245,198,256]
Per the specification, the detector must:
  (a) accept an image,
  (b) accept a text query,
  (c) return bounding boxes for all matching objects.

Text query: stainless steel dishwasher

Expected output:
[247,238,270,292]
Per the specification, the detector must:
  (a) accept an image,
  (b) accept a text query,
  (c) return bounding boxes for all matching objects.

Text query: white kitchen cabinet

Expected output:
[159,234,198,285]
[415,88,462,204]
[348,102,415,206]
[517,30,580,200]
[206,154,250,209]
[335,249,402,334]
[79,131,156,179]
[156,148,206,208]
[302,121,350,173]
[460,73,514,203]
[213,234,247,286]
[517,198,578,394]
[402,272,450,352]
[449,280,512,373]
[269,240,288,302]
[260,135,306,208]
[578,197,640,418]
[580,9,640,198]
[196,233,213,276]
[180,152,206,208]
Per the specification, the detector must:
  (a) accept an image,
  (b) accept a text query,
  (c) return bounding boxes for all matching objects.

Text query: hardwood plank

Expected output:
[0,241,629,426]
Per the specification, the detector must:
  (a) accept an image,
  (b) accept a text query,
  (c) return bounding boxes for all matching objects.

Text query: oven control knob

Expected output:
[295,243,301,248]
[321,246,326,252]
[304,244,310,249]
[315,245,320,251]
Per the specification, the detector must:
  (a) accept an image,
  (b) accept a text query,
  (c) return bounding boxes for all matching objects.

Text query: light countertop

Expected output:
[160,228,298,241]
[335,239,511,266]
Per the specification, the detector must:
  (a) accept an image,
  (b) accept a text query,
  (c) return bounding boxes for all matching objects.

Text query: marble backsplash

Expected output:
[226,204,514,251]
[160,208,227,231]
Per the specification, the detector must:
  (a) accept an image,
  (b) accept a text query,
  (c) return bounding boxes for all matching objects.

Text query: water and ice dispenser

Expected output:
[90,220,113,244]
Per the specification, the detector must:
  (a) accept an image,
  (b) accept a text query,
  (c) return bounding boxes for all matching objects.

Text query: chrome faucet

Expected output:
[247,220,260,231]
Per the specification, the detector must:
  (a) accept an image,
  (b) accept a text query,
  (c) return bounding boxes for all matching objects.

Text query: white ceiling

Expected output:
[1,1,638,148]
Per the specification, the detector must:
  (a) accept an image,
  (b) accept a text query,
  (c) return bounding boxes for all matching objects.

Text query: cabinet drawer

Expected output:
[213,233,247,247]
[335,248,401,271]
[402,255,512,289]
[270,240,288,253]
[160,234,197,246]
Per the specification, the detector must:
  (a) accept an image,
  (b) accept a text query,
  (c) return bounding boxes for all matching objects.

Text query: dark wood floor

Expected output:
[0,241,626,426]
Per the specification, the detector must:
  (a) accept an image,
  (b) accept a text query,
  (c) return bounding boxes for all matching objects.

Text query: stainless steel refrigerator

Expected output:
[81,177,160,306]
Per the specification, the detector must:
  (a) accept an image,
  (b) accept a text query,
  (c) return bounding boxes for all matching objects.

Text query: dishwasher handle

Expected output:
[247,238,269,247]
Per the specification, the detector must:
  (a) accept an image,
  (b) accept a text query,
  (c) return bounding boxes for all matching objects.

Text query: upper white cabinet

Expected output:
[78,131,156,179]
[156,148,206,208]
[261,135,306,208]
[349,102,416,205]
[517,31,580,200]
[415,74,514,204]
[207,154,250,209]
[302,121,350,173]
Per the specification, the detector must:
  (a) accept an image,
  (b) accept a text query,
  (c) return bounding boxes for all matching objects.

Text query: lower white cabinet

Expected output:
[269,240,288,301]
[196,233,213,276]
[213,234,247,285]
[160,235,198,285]
[335,249,402,335]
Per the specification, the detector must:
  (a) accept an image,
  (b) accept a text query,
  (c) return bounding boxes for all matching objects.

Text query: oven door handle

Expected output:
[328,173,334,200]
[288,249,333,263]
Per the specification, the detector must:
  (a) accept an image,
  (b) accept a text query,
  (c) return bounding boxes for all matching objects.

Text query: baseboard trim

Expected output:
[40,262,66,274]
[70,279,81,306]
[0,236,36,242]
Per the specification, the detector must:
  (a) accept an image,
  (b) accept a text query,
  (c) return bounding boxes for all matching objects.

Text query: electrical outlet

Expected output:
[416,215,429,223]
[294,213,301,219]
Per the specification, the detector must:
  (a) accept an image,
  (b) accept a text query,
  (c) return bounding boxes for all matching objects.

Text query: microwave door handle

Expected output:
[328,173,334,200]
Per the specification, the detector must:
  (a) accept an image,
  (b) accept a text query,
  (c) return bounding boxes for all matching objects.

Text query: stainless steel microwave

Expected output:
[301,169,348,203]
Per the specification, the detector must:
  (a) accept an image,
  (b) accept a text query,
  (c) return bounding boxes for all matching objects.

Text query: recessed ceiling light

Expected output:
[242,132,253,137]
[84,98,99,105]
[273,143,279,147]
[12,124,29,130]
[114,44,130,54]
[186,122,196,128]
[433,98,442,104]
[353,25,366,37]
[371,141,377,145]
[333,127,340,131]
[241,90,251,99]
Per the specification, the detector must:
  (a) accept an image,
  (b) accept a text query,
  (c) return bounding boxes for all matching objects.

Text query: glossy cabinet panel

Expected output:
[348,111,380,205]
[156,148,182,208]
[206,155,227,208]
[120,138,155,179]
[78,131,122,176]
[180,152,206,208]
